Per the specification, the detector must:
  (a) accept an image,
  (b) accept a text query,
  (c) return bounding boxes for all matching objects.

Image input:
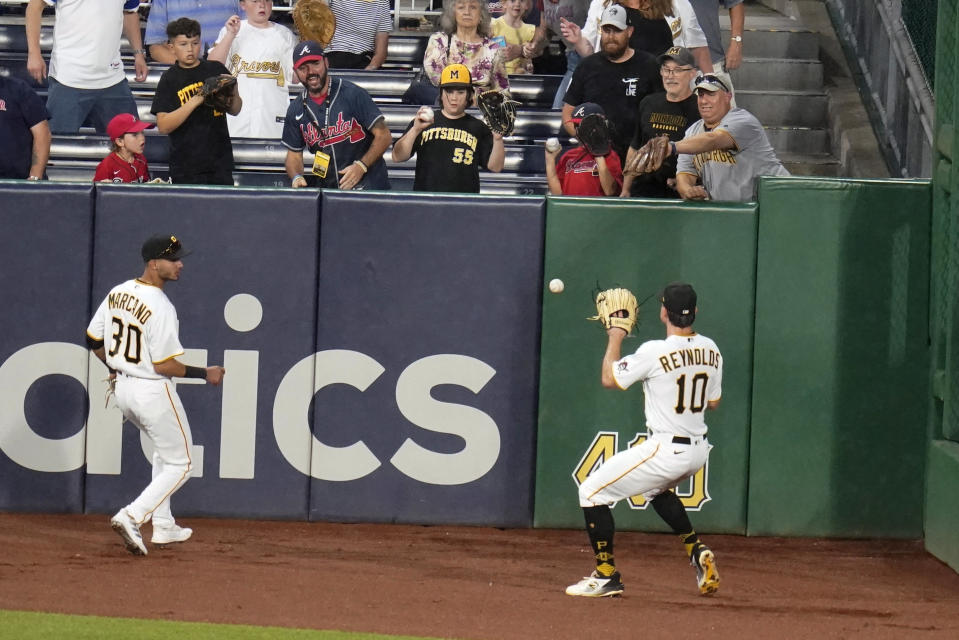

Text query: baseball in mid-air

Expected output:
[546,137,561,153]
[549,278,564,294]
[419,107,435,123]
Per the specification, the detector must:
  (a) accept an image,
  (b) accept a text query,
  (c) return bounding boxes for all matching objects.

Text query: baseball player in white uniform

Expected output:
[566,282,723,598]
[86,234,225,555]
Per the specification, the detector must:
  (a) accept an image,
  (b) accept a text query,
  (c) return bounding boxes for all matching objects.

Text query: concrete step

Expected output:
[728,57,823,92]
[736,90,827,128]
[765,127,830,155]
[780,152,842,177]
[720,26,819,60]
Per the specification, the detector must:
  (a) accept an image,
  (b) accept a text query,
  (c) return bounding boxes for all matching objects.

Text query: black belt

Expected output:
[672,436,691,445]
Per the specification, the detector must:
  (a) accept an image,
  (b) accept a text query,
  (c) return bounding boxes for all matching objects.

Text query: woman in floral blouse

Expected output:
[423,0,511,95]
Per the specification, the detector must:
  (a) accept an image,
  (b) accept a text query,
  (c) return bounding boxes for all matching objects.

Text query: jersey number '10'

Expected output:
[109,317,143,364]
[675,372,708,414]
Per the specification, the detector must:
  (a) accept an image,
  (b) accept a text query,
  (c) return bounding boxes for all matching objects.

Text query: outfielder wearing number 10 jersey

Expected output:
[566,282,723,599]
[86,234,225,556]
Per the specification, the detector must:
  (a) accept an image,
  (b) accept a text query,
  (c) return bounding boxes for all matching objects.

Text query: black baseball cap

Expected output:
[293,41,325,69]
[660,282,697,315]
[142,234,190,262]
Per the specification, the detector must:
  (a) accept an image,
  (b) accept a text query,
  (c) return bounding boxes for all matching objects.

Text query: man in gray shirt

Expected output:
[673,74,788,201]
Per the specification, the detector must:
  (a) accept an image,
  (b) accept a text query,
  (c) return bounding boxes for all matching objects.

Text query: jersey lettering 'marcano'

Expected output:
[108,292,153,325]
[658,347,720,373]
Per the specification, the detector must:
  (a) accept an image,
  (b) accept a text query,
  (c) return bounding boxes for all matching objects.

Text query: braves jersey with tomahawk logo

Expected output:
[86,279,184,380]
[612,333,723,438]
[281,77,390,190]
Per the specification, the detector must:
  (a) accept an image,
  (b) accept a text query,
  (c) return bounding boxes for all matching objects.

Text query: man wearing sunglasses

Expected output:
[622,46,700,198]
[670,73,788,201]
[86,235,226,556]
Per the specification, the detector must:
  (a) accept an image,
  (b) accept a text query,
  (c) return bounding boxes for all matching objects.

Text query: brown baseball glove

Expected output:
[576,113,612,157]
[200,74,237,112]
[624,135,672,176]
[477,89,520,137]
[293,0,337,47]
[588,288,639,336]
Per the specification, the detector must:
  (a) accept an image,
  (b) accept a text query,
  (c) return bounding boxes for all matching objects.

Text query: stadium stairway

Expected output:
[0,1,874,191]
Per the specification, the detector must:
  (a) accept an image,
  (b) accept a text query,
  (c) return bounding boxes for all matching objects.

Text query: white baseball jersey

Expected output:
[676,107,790,202]
[612,333,723,438]
[215,20,297,138]
[86,278,184,379]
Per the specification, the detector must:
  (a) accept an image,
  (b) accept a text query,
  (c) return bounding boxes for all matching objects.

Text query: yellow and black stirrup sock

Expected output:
[651,491,700,558]
[583,505,616,577]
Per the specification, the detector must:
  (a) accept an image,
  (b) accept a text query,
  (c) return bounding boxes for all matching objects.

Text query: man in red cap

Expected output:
[282,40,391,191]
[94,114,156,183]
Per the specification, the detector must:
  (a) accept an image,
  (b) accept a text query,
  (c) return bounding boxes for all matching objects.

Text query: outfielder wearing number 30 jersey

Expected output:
[86,234,225,556]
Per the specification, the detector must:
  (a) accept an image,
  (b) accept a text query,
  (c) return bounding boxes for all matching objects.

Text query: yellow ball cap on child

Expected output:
[440,64,473,89]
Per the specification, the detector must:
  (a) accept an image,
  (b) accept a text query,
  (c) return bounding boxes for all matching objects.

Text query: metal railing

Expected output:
[825,0,934,177]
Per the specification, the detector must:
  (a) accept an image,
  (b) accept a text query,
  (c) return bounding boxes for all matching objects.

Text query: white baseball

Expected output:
[546,137,561,153]
[419,107,434,123]
[549,278,564,294]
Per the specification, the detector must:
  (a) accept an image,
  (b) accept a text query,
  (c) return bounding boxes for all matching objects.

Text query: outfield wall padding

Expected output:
[0,182,95,512]
[749,178,931,537]
[309,192,545,526]
[533,197,758,534]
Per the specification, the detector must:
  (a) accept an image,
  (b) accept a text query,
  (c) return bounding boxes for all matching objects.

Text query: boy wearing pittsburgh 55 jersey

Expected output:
[391,64,505,193]
[86,235,225,555]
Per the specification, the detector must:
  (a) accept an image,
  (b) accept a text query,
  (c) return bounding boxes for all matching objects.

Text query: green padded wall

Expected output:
[925,440,959,571]
[749,178,931,537]
[534,197,757,534]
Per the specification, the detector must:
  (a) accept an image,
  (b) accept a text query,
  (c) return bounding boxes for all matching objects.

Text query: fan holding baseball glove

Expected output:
[391,63,505,193]
[545,102,623,196]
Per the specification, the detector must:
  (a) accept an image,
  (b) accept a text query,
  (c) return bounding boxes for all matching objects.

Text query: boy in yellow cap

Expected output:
[391,63,505,193]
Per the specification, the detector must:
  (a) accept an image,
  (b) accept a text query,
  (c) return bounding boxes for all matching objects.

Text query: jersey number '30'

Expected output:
[109,317,143,364]
[675,372,708,414]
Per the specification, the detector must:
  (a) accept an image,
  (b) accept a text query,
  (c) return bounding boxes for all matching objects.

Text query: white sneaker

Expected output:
[565,571,624,597]
[151,524,193,545]
[110,509,147,556]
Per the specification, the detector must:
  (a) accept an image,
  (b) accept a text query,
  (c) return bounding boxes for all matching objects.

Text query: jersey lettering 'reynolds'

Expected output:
[657,346,721,372]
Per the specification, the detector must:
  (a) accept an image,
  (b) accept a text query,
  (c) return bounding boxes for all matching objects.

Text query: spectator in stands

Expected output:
[391,63,505,193]
[621,46,699,198]
[283,41,391,190]
[0,74,50,180]
[151,18,242,185]
[673,74,788,201]
[545,102,622,196]
[208,0,297,138]
[491,0,536,75]
[325,0,392,69]
[565,0,712,71]
[522,0,589,109]
[688,0,743,104]
[423,0,511,96]
[561,5,661,160]
[146,0,241,64]
[25,0,147,134]
[94,113,155,183]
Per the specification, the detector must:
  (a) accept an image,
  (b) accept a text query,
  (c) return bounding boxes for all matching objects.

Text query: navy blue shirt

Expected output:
[282,78,390,190]
[0,76,49,179]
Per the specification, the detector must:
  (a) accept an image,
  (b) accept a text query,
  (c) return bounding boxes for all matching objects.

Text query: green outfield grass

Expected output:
[0,610,448,639]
